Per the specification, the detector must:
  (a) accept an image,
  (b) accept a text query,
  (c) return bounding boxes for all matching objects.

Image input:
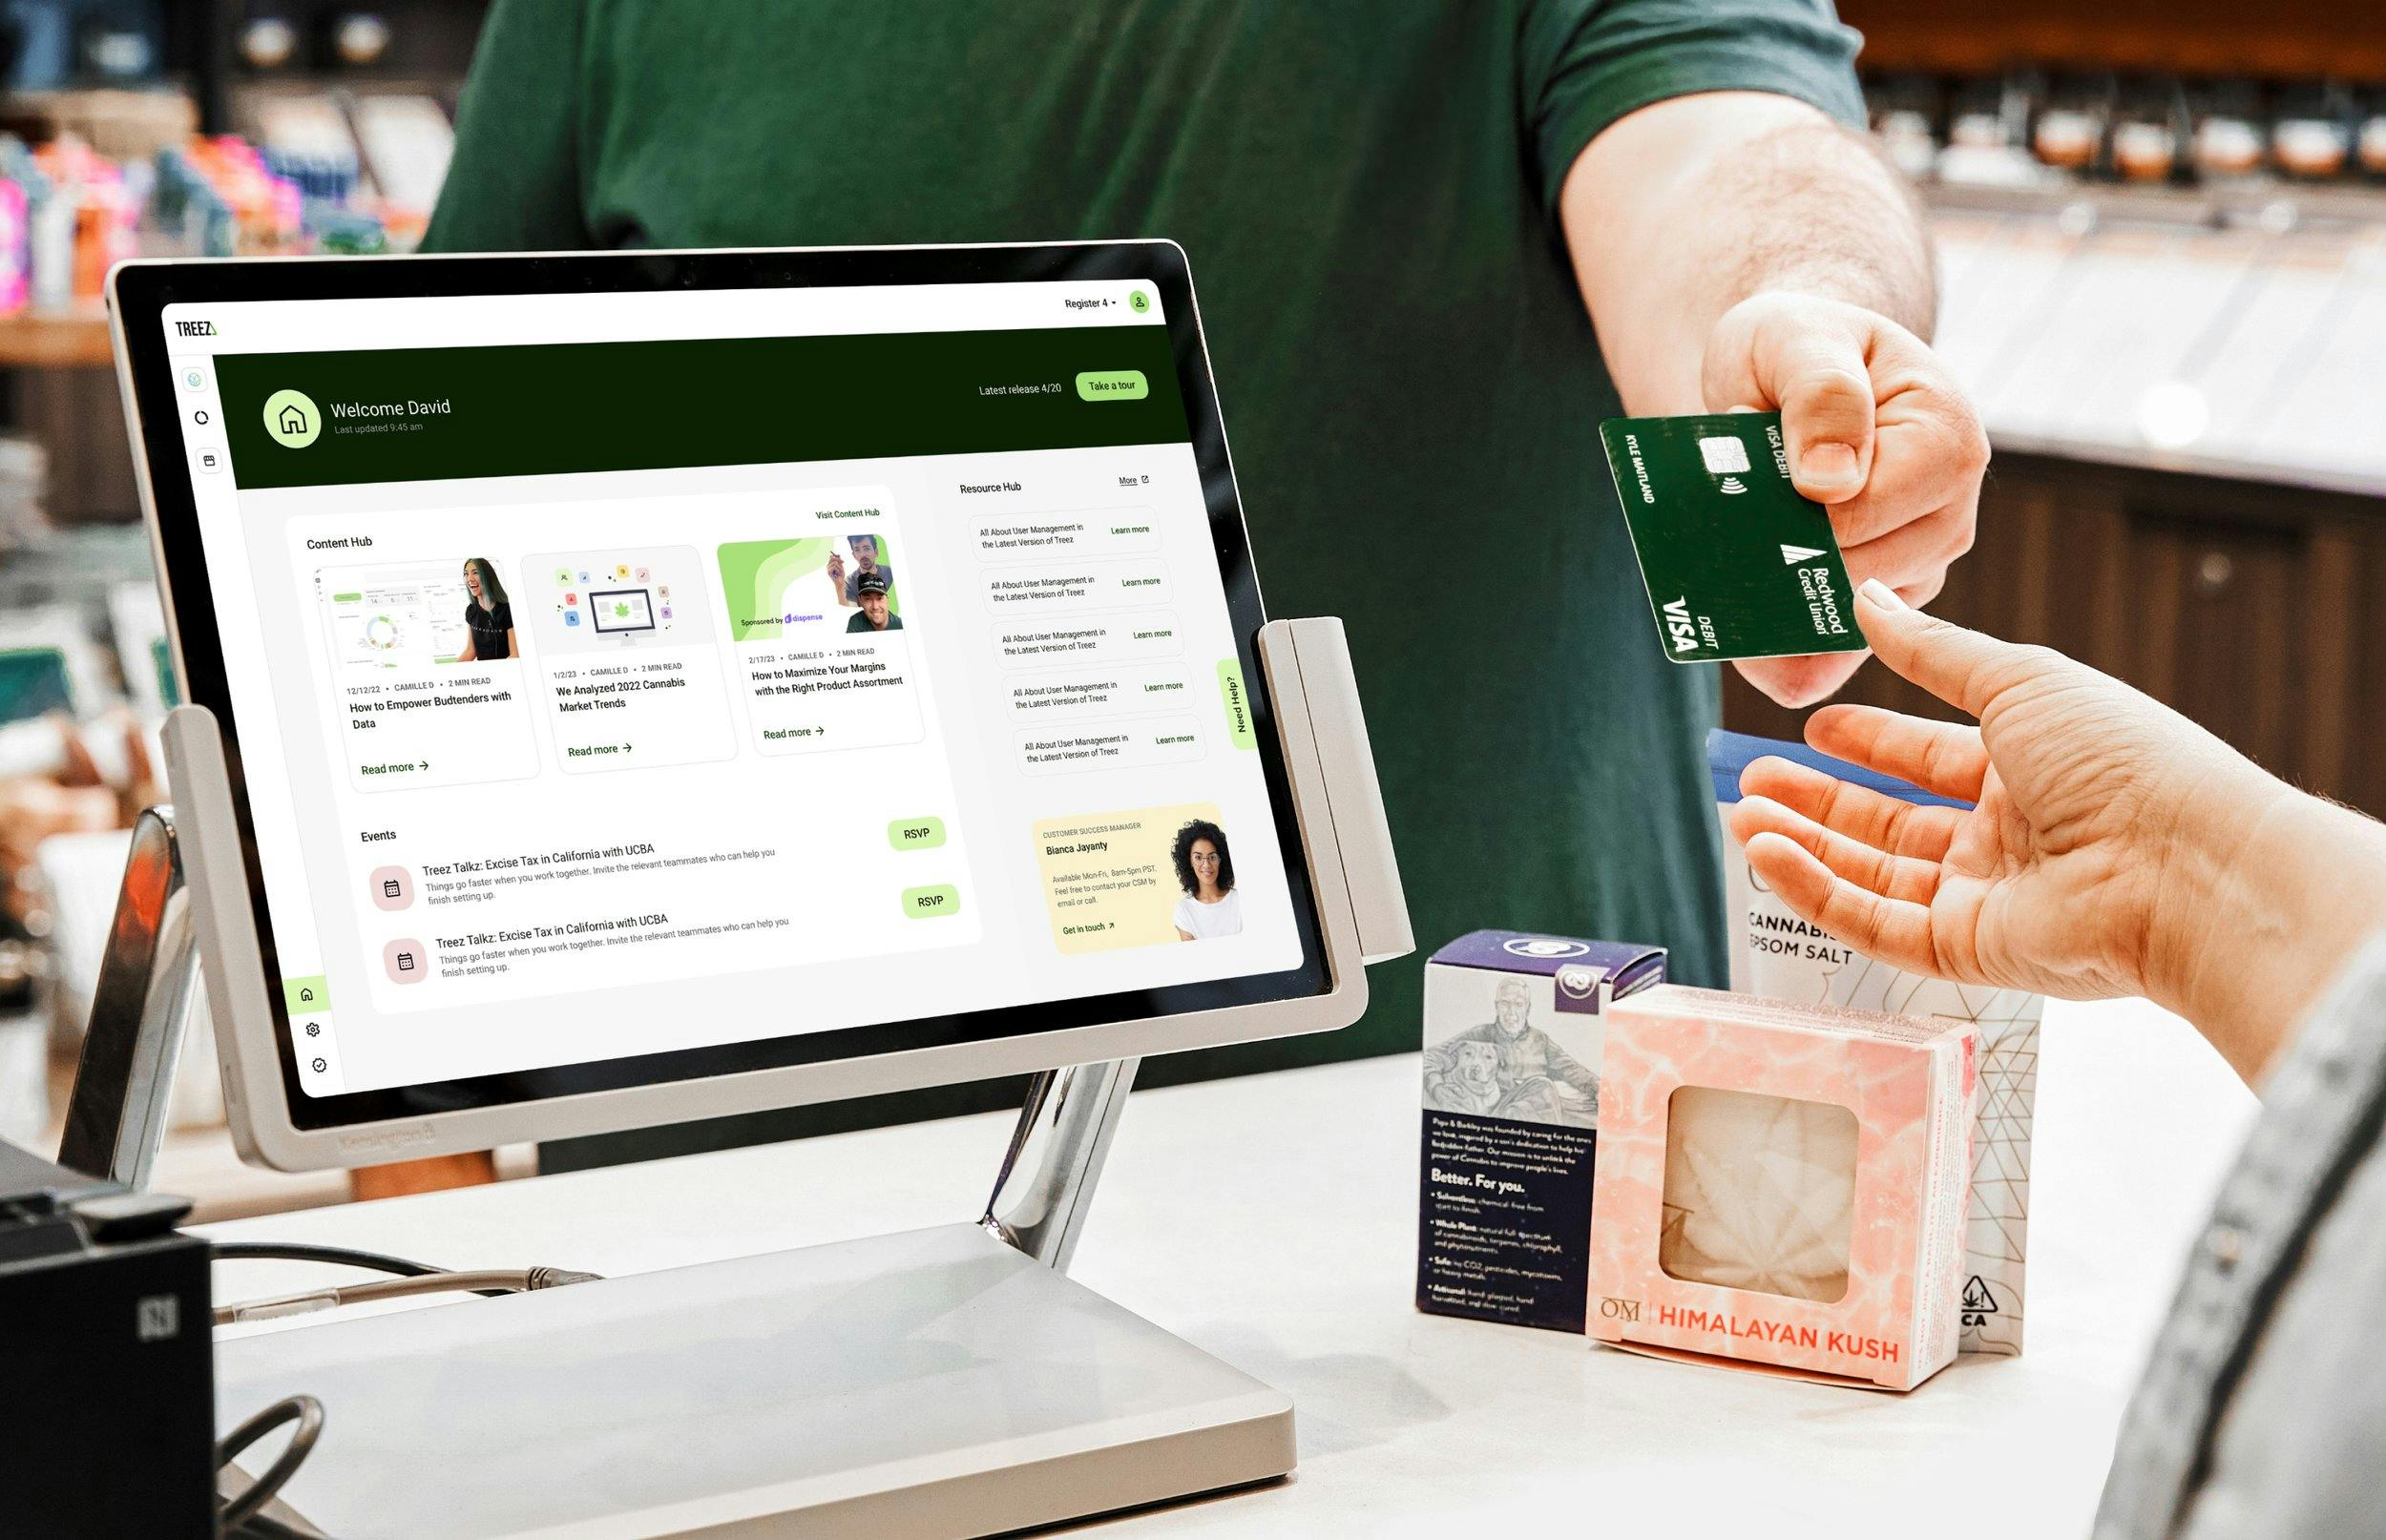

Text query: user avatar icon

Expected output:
[368,864,414,911]
[383,938,429,984]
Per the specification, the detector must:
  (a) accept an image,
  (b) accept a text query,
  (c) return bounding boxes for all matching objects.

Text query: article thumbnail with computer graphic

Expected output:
[717,531,925,756]
[518,544,738,774]
[311,557,541,793]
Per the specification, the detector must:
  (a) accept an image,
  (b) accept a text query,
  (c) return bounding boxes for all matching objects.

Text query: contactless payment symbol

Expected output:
[262,388,320,448]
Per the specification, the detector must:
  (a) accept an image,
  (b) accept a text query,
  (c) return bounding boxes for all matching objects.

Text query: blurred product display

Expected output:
[0,1,481,1217]
[1860,68,2386,492]
[1864,69,2386,193]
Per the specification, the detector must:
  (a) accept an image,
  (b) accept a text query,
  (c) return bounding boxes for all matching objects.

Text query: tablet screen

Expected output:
[139,258,1320,1118]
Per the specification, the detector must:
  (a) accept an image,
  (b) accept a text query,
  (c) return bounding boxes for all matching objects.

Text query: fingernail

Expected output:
[1859,578,1905,611]
[1800,443,1859,485]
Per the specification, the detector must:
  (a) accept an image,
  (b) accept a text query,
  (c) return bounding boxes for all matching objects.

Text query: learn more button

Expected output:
[888,817,948,851]
[902,884,963,919]
[1075,369,1148,402]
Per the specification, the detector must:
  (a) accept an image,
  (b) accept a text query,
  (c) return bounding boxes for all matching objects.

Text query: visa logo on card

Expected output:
[1599,411,1866,663]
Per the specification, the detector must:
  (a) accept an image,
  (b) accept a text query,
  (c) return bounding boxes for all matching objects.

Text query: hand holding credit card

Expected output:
[1599,410,1866,664]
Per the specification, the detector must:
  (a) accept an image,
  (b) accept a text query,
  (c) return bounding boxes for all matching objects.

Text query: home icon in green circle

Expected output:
[263,388,321,448]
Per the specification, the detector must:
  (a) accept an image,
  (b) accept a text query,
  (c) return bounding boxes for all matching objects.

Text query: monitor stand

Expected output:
[212,1222,1292,1538]
[65,883,1295,1538]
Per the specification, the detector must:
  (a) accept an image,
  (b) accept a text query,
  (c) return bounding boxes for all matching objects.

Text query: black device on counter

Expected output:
[0,1137,214,1536]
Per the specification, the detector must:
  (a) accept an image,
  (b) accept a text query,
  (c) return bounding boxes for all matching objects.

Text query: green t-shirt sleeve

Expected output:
[1518,0,1866,214]
[420,0,593,253]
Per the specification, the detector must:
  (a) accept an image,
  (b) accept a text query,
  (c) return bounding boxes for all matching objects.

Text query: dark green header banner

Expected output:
[214,324,1190,489]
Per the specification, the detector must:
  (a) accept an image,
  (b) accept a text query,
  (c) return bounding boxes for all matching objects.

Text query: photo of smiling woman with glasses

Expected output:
[1170,818,1243,942]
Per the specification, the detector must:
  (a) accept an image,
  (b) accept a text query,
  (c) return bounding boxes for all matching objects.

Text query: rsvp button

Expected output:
[888,817,948,851]
[902,884,962,919]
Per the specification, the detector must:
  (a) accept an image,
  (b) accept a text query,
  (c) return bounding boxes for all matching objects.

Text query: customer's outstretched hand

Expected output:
[1728,580,2386,1082]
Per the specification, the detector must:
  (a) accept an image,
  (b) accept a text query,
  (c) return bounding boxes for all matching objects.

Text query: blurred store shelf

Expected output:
[0,304,111,368]
[1927,197,2386,497]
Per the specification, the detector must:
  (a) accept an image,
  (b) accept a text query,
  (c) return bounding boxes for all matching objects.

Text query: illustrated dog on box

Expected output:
[1423,977,1600,1128]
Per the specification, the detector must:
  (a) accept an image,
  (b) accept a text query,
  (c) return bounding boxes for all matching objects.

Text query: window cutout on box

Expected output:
[1660,1085,1856,1303]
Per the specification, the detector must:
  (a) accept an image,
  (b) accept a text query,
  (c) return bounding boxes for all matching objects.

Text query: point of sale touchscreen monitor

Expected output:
[111,243,1345,1161]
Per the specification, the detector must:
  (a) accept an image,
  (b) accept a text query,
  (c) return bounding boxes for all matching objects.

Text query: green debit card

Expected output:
[1599,411,1866,663]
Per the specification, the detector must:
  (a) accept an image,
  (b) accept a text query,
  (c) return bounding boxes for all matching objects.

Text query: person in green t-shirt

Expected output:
[423,2,1986,1132]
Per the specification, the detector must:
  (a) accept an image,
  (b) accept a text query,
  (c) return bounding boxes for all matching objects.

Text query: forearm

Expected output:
[1561,93,1934,414]
[2152,788,2386,1086]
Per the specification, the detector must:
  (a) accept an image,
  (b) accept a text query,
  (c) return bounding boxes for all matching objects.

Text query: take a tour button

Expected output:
[1075,369,1148,402]
[902,884,963,919]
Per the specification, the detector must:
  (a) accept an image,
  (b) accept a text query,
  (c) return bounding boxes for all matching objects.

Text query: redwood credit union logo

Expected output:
[262,388,320,448]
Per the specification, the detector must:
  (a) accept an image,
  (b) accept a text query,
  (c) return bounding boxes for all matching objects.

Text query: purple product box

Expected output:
[1416,930,1666,1332]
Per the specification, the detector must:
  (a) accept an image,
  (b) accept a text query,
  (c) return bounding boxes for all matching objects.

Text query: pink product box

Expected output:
[1586,986,1977,1392]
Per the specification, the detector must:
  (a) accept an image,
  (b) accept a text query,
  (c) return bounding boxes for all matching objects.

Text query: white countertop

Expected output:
[204,995,2257,1538]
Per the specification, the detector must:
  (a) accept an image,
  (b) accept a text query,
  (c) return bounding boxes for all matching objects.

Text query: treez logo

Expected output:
[173,319,216,337]
[262,388,321,448]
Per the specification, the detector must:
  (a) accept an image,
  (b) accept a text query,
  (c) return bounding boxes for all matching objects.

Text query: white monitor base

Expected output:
[215,1224,1295,1538]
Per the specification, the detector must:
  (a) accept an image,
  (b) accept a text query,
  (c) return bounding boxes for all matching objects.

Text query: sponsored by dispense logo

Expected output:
[262,388,321,448]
